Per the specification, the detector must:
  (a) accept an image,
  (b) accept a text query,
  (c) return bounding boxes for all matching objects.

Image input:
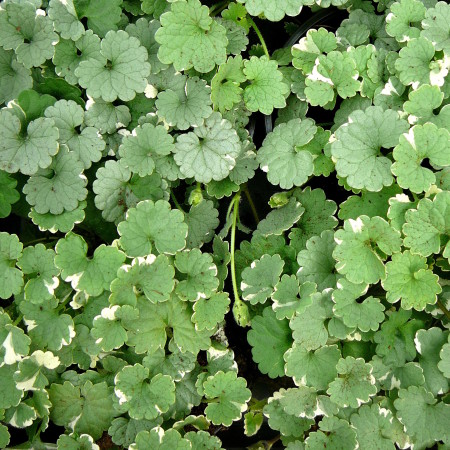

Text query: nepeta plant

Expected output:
[0,0,449,448]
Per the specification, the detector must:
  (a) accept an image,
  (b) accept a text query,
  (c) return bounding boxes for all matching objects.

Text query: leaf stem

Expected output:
[247,16,270,59]
[12,314,23,326]
[209,0,229,16]
[170,191,185,213]
[242,184,260,224]
[230,192,250,326]
[56,290,73,312]
[23,236,59,247]
[436,299,450,320]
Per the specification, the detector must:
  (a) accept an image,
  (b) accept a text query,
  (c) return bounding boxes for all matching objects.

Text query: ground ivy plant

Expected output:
[0,0,449,448]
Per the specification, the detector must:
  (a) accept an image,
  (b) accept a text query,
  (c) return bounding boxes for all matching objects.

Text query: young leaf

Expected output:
[333,215,402,285]
[243,56,289,114]
[331,106,409,192]
[75,30,151,102]
[382,251,441,310]
[0,232,23,300]
[241,254,284,305]
[114,364,175,420]
[174,112,241,183]
[247,307,292,378]
[118,200,187,257]
[203,371,251,426]
[327,357,377,408]
[155,0,228,73]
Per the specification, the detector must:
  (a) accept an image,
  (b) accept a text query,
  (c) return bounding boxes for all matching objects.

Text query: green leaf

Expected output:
[350,404,397,450]
[119,123,174,177]
[185,200,220,249]
[192,292,230,331]
[394,386,450,447]
[73,0,122,37]
[211,56,246,113]
[327,357,377,408]
[131,428,191,450]
[29,200,86,235]
[0,171,19,219]
[243,56,289,114]
[126,18,168,75]
[110,255,175,306]
[241,254,284,305]
[403,84,449,128]
[333,215,402,285]
[305,51,360,106]
[392,123,450,193]
[49,380,115,440]
[20,297,75,351]
[0,321,31,366]
[174,112,241,183]
[257,118,317,189]
[57,433,100,450]
[438,335,450,379]
[277,386,319,419]
[114,364,175,420]
[0,232,23,299]
[331,106,409,191]
[108,417,160,448]
[204,371,251,426]
[14,350,60,391]
[55,232,126,296]
[156,76,212,130]
[289,187,338,252]
[174,249,219,302]
[403,191,450,257]
[118,199,187,257]
[91,305,137,351]
[421,1,450,53]
[155,0,228,73]
[333,278,385,331]
[0,3,59,68]
[248,307,292,378]
[53,31,102,86]
[23,146,87,215]
[17,244,59,303]
[44,99,104,170]
[256,197,305,237]
[297,230,338,291]
[263,394,314,438]
[289,290,333,351]
[237,0,305,22]
[75,30,150,102]
[385,0,426,42]
[338,185,402,222]
[382,251,441,310]
[415,328,449,396]
[292,28,337,74]
[395,37,445,87]
[0,110,59,176]
[0,48,32,105]
[124,296,211,354]
[0,364,22,409]
[48,0,85,41]
[374,308,424,367]
[306,416,356,450]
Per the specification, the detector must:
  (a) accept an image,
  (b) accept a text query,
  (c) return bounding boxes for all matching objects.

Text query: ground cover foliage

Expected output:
[0,0,449,448]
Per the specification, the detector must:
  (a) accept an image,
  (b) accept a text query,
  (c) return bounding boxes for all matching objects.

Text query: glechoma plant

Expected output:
[0,0,449,448]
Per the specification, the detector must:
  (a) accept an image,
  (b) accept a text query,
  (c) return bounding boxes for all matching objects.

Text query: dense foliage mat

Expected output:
[0,0,449,448]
